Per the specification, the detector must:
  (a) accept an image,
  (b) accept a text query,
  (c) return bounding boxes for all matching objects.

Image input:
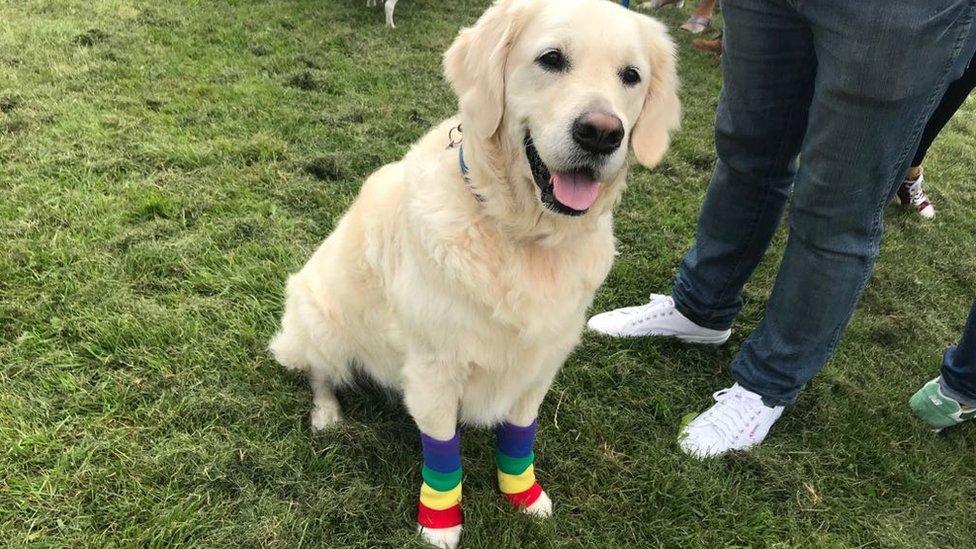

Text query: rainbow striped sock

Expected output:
[417,432,463,529]
[496,420,543,508]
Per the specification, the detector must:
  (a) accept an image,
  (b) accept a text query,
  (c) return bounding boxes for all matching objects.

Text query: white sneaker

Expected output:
[587,294,732,344]
[679,384,784,459]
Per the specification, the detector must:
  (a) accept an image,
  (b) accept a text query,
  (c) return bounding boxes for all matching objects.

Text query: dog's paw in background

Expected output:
[367,0,399,28]
[384,0,398,28]
[418,525,462,549]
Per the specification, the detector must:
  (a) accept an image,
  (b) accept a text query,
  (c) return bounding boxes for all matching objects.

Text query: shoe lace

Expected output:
[612,294,674,319]
[905,178,928,206]
[630,295,676,323]
[697,386,764,442]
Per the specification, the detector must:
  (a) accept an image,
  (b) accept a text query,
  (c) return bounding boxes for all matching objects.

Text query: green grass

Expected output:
[2,0,976,547]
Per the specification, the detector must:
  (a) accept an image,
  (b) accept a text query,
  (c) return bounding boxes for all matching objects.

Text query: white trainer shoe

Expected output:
[587,294,732,344]
[679,383,784,459]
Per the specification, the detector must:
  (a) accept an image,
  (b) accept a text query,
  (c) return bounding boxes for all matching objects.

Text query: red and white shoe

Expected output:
[896,174,935,219]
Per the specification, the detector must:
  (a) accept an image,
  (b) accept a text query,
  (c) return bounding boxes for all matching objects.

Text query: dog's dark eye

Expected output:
[620,67,641,86]
[537,49,568,72]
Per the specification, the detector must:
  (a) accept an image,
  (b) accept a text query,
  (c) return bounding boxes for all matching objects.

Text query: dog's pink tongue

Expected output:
[551,171,600,211]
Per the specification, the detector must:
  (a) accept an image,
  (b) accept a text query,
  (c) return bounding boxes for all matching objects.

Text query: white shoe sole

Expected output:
[588,328,731,345]
[673,331,732,345]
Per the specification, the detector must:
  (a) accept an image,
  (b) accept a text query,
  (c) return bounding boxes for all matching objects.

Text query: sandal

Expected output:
[680,14,711,34]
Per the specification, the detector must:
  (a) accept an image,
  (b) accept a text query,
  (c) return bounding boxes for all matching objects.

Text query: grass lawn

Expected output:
[3,0,976,546]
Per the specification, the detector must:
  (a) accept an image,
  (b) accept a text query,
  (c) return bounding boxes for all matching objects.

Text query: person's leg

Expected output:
[894,47,976,217]
[695,0,717,17]
[730,0,976,406]
[911,49,976,169]
[681,0,718,33]
[672,0,816,331]
[693,33,724,56]
[908,294,976,430]
[941,295,976,402]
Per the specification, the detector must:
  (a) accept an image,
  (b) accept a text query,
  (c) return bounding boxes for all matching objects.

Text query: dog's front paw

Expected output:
[417,524,462,549]
[522,489,553,518]
[309,404,342,431]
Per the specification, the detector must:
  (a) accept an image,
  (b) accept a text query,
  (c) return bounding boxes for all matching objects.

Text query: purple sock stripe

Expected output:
[421,432,461,473]
[496,420,537,458]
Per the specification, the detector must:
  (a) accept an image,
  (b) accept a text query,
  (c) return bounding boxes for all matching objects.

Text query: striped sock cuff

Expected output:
[496,421,542,508]
[420,432,461,473]
[418,431,463,529]
[496,419,537,458]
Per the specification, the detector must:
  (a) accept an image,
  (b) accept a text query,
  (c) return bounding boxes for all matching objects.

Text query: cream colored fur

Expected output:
[270,0,678,544]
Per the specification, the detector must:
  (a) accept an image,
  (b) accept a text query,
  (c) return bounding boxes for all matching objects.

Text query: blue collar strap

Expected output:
[458,144,485,203]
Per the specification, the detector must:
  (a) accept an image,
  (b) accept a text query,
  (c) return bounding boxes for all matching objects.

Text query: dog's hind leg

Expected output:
[308,367,343,430]
[384,0,398,28]
[270,328,346,430]
[270,276,350,431]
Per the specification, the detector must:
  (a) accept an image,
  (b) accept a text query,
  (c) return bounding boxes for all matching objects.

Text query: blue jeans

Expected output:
[671,0,976,406]
[941,296,976,401]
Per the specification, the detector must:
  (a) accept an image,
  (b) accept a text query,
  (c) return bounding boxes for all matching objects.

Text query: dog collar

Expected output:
[458,143,485,204]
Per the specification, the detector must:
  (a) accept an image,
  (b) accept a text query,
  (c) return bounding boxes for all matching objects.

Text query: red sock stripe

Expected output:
[417,502,463,529]
[503,481,543,509]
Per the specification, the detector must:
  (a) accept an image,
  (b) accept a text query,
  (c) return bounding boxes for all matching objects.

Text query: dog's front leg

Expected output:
[496,383,554,518]
[403,354,465,549]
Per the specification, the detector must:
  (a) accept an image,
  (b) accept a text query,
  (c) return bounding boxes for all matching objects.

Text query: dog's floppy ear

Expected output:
[443,0,533,139]
[630,17,681,169]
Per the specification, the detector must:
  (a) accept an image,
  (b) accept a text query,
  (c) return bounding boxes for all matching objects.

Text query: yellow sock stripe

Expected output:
[497,463,536,494]
[419,482,462,511]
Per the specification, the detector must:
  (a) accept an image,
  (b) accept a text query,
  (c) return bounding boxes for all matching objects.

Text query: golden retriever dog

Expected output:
[270,0,678,546]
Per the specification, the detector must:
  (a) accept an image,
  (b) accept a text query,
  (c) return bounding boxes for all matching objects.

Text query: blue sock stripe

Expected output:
[496,420,537,458]
[421,432,461,473]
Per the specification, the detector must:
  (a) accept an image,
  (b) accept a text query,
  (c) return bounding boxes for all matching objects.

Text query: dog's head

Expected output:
[444,0,679,219]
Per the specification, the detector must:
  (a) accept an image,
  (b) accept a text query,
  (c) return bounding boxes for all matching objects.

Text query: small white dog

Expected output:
[270,0,678,546]
[366,0,399,28]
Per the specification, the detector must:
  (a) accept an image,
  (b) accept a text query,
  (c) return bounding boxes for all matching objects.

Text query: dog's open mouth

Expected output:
[524,134,599,216]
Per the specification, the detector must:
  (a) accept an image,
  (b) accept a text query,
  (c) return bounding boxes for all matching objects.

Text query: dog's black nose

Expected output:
[572,112,624,155]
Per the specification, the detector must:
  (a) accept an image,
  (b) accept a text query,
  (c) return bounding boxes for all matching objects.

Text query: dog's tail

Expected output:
[268,327,309,373]
[268,276,313,373]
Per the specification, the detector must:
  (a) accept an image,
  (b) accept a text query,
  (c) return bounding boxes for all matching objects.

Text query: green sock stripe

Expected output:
[421,465,462,491]
[496,450,535,475]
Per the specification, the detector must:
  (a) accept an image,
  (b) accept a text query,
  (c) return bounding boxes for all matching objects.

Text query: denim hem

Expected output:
[940,346,976,402]
[731,370,798,408]
[672,287,734,332]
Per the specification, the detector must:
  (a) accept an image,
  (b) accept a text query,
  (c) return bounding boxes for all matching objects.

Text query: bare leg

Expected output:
[905,165,923,181]
[681,0,717,34]
[694,0,717,18]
